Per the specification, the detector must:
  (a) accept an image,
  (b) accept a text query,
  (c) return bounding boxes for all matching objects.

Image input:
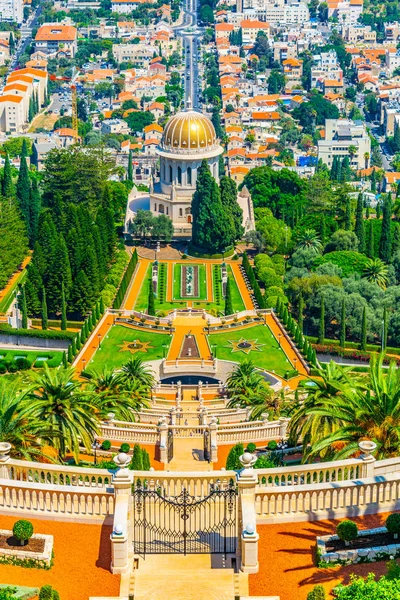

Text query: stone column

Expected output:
[238,452,259,574]
[197,380,203,402]
[278,417,290,440]
[209,416,218,463]
[170,407,177,426]
[111,452,134,574]
[200,408,208,426]
[0,442,12,479]
[359,440,377,478]
[158,418,169,464]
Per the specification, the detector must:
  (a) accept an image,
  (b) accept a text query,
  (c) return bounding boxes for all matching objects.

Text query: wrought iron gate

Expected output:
[203,429,210,462]
[133,482,237,555]
[167,428,173,462]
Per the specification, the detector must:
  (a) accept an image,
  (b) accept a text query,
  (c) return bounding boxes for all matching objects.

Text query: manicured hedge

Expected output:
[187,244,235,259]
[0,324,75,340]
[112,249,138,309]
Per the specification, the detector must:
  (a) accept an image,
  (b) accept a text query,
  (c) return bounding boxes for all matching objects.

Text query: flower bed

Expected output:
[313,343,400,366]
[317,526,400,566]
[0,530,53,568]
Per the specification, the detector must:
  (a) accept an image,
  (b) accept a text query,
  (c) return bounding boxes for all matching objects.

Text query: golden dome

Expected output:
[161,110,218,153]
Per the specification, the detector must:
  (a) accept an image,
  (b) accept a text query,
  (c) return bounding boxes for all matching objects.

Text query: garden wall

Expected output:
[0,334,70,349]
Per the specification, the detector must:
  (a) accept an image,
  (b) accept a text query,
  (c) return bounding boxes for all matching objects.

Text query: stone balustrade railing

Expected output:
[170,425,208,437]
[100,424,159,444]
[0,478,114,523]
[254,473,400,523]
[217,421,282,444]
[4,458,113,487]
[131,470,236,497]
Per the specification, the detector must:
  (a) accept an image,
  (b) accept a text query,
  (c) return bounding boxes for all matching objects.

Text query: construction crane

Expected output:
[70,66,79,143]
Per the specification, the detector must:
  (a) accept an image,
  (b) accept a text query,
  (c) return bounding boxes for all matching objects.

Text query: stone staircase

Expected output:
[132,555,242,600]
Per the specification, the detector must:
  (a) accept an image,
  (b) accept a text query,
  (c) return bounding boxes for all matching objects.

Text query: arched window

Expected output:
[162,163,166,180]
[159,204,164,214]
[154,203,157,211]
[169,165,173,183]
[185,207,191,215]
[178,166,182,185]
[179,208,183,217]
[187,166,192,185]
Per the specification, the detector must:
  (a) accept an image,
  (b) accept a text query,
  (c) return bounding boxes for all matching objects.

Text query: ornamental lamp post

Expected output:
[92,439,100,465]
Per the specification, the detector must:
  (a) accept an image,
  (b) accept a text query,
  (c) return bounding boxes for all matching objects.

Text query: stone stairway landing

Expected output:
[166,438,213,471]
[133,555,237,600]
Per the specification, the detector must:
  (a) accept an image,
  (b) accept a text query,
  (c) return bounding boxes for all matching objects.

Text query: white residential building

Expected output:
[0,0,23,23]
[318,119,371,170]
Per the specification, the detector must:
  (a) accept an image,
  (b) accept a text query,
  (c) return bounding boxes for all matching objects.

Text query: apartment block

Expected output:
[35,24,77,58]
[318,118,371,170]
[0,67,48,133]
[0,0,23,23]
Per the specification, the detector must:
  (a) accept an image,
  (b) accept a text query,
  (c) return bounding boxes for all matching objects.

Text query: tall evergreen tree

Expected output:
[383,306,388,350]
[219,175,243,242]
[16,140,31,237]
[339,298,346,348]
[9,32,14,54]
[367,220,374,258]
[298,293,304,334]
[393,120,400,153]
[191,160,231,253]
[379,194,392,263]
[41,287,48,330]
[376,202,381,219]
[47,234,72,311]
[360,306,367,351]
[355,192,365,252]
[127,148,133,182]
[28,95,34,122]
[317,296,325,344]
[344,194,351,230]
[224,277,233,315]
[19,285,28,329]
[61,282,67,331]
[29,178,41,246]
[341,156,351,182]
[2,153,14,198]
[148,280,155,316]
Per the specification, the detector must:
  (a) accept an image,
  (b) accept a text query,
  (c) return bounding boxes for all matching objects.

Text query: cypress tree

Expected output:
[62,352,68,369]
[339,298,346,348]
[61,283,67,331]
[100,296,105,314]
[191,160,232,254]
[379,195,392,263]
[220,175,243,242]
[367,220,374,258]
[29,178,41,246]
[16,140,31,235]
[224,277,233,315]
[2,153,14,198]
[392,224,400,258]
[383,307,388,351]
[344,194,351,230]
[376,202,381,220]
[366,205,370,219]
[28,95,34,122]
[9,32,14,54]
[317,296,325,344]
[96,302,100,321]
[298,293,304,334]
[393,121,400,153]
[142,448,151,470]
[341,156,351,182]
[371,169,376,192]
[355,193,365,252]
[330,156,338,181]
[41,287,48,330]
[320,215,326,243]
[127,148,133,182]
[19,285,28,329]
[75,332,81,351]
[88,313,93,332]
[131,443,143,470]
[67,344,73,363]
[360,306,367,351]
[47,234,72,312]
[148,280,155,316]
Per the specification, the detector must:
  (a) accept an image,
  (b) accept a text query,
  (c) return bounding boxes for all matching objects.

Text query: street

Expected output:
[173,0,202,109]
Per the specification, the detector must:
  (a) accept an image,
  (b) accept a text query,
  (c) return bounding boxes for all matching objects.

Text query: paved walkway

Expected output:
[166,438,213,471]
[206,262,213,301]
[166,261,174,301]
[264,314,308,389]
[134,555,237,600]
[123,258,150,311]
[167,316,211,360]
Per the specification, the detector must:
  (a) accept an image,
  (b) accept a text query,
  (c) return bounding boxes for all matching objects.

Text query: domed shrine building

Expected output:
[150,104,223,235]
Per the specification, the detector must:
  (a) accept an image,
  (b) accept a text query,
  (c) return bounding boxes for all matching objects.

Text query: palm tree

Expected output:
[0,380,47,461]
[23,365,100,461]
[81,367,137,421]
[364,152,370,169]
[348,144,357,165]
[118,356,155,391]
[295,229,323,253]
[362,257,389,289]
[293,356,400,461]
[226,360,274,418]
[289,361,354,460]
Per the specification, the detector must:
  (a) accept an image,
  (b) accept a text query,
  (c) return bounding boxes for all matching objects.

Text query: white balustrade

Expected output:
[7,458,113,487]
[131,470,236,497]
[100,424,159,444]
[255,458,365,488]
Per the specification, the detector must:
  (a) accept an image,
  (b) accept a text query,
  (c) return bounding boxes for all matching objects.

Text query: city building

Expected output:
[317,118,371,170]
[35,24,78,57]
[0,0,23,23]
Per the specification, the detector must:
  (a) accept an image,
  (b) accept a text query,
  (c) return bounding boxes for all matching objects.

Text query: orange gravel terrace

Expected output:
[250,512,393,599]
[0,516,120,600]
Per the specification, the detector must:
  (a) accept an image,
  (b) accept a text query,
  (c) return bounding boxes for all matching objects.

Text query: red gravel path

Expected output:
[250,512,394,599]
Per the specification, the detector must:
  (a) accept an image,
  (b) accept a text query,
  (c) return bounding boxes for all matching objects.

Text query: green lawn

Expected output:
[89,325,171,371]
[227,265,246,312]
[0,269,27,313]
[208,324,292,377]
[173,263,207,300]
[0,348,63,368]
[134,264,187,314]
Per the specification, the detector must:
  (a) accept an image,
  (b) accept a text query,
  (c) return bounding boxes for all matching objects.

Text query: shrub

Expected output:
[386,513,400,539]
[15,357,31,370]
[246,443,256,453]
[267,440,278,450]
[7,361,18,373]
[119,443,130,453]
[101,440,111,451]
[307,584,326,600]
[39,585,60,600]
[335,573,400,599]
[336,520,358,546]
[313,251,369,277]
[13,520,34,545]
[52,591,60,600]
[0,587,18,600]
[226,443,244,470]
[0,363,6,374]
